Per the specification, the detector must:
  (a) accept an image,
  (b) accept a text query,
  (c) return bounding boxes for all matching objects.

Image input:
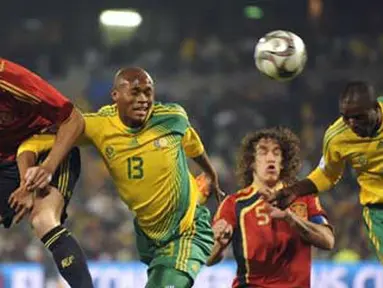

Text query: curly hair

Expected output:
[236,126,301,188]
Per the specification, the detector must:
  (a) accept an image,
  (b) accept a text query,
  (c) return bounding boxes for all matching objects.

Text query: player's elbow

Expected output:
[62,108,85,136]
[318,228,335,250]
[323,234,335,250]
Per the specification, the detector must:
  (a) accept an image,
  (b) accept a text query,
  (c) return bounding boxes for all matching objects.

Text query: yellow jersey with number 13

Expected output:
[18,102,205,244]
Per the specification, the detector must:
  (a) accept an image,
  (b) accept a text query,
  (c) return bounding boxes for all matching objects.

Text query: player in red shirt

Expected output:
[0,59,93,287]
[207,127,334,288]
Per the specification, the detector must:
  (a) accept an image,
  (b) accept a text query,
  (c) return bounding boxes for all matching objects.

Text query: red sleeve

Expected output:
[213,195,237,229]
[305,195,331,226]
[0,58,73,123]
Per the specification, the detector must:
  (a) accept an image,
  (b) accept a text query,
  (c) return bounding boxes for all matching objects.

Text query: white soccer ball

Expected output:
[254,30,307,81]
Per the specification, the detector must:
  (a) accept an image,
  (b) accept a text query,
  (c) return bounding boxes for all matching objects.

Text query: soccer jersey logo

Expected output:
[357,154,368,167]
[377,141,383,150]
[154,137,169,149]
[290,202,308,219]
[105,146,116,159]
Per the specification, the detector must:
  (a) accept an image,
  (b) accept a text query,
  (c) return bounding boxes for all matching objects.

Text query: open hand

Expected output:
[8,183,34,224]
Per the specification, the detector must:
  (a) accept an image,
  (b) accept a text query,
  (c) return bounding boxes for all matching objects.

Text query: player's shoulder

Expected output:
[323,117,349,148]
[232,186,257,201]
[84,104,118,118]
[152,102,188,119]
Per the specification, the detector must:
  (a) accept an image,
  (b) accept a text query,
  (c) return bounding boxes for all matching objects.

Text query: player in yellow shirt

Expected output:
[11,67,222,287]
[260,81,383,262]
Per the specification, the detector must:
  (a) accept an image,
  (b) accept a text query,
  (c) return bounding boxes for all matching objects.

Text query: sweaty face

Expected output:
[112,75,154,127]
[253,138,283,186]
[340,99,380,138]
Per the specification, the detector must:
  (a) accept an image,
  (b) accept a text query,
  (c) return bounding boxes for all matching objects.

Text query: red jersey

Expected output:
[214,185,329,288]
[0,59,73,162]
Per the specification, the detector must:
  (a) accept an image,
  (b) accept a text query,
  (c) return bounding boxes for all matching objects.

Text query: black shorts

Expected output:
[0,147,81,228]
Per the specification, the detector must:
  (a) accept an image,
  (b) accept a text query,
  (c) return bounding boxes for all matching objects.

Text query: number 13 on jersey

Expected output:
[127,156,144,179]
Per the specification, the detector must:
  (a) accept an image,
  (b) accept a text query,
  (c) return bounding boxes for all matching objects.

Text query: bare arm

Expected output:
[8,151,39,224]
[41,108,84,174]
[192,152,218,184]
[285,210,334,250]
[206,219,233,266]
[192,152,225,203]
[17,151,37,184]
[26,108,84,190]
[206,243,226,266]
[264,179,319,210]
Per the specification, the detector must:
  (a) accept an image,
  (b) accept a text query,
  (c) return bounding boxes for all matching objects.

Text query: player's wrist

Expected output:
[284,209,295,225]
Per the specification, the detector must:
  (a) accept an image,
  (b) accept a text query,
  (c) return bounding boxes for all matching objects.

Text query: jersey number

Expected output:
[127,156,144,179]
[255,204,270,226]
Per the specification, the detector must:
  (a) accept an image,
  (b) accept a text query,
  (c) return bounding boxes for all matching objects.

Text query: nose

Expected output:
[265,151,276,162]
[137,92,148,102]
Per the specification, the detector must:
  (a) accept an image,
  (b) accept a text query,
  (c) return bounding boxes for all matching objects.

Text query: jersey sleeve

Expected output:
[182,127,205,158]
[0,58,73,123]
[305,195,330,226]
[17,135,56,156]
[17,133,89,157]
[307,128,345,192]
[213,196,237,229]
[83,113,105,145]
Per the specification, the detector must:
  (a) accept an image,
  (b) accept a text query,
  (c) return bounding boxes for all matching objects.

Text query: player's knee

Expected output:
[29,189,64,237]
[29,209,60,237]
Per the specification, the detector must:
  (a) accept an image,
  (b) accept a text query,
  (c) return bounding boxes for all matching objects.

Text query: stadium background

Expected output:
[1,0,383,287]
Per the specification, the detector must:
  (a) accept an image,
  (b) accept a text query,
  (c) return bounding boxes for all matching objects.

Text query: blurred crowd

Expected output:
[1,0,383,281]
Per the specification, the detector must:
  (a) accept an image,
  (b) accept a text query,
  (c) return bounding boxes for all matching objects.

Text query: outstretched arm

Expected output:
[26,108,84,190]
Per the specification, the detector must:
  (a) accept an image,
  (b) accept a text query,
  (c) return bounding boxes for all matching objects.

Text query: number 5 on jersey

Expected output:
[255,204,270,226]
[127,156,144,179]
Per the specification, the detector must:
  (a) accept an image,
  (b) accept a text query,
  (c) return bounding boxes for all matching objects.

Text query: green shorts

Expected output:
[135,205,214,282]
[363,205,383,263]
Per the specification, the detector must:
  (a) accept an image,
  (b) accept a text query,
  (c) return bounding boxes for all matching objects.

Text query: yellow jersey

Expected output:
[18,102,205,243]
[308,100,383,205]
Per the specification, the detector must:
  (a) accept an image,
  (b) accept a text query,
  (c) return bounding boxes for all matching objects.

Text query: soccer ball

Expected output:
[254,30,307,81]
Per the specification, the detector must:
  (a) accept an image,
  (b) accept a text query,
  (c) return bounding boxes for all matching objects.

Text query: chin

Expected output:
[264,177,279,186]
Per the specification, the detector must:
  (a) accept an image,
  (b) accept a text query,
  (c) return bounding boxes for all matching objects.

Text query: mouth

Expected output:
[266,164,277,174]
[132,106,150,117]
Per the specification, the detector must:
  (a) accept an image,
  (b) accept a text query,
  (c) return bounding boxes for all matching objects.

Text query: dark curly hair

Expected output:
[236,126,301,188]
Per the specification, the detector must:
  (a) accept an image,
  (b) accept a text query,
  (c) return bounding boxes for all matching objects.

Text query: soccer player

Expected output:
[0,58,93,287]
[207,127,334,287]
[15,67,222,288]
[261,81,383,262]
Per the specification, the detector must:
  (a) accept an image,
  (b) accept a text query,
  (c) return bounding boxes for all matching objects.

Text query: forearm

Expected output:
[285,211,334,250]
[41,108,84,173]
[206,242,226,266]
[291,178,319,197]
[17,151,37,183]
[192,152,218,183]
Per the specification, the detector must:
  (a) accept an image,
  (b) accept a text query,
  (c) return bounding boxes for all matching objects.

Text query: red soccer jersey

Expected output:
[0,59,73,162]
[214,185,329,288]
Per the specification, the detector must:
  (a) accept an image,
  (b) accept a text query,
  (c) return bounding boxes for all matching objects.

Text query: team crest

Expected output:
[377,141,383,150]
[191,263,200,272]
[290,202,308,219]
[105,146,116,159]
[357,154,368,167]
[154,137,169,149]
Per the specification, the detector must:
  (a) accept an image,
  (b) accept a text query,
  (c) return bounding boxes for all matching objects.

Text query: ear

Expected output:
[111,89,118,102]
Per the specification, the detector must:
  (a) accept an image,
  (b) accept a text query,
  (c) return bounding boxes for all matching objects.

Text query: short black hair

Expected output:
[340,81,377,105]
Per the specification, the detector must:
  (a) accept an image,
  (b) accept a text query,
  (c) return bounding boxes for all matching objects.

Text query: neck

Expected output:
[252,173,280,190]
[119,113,143,129]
